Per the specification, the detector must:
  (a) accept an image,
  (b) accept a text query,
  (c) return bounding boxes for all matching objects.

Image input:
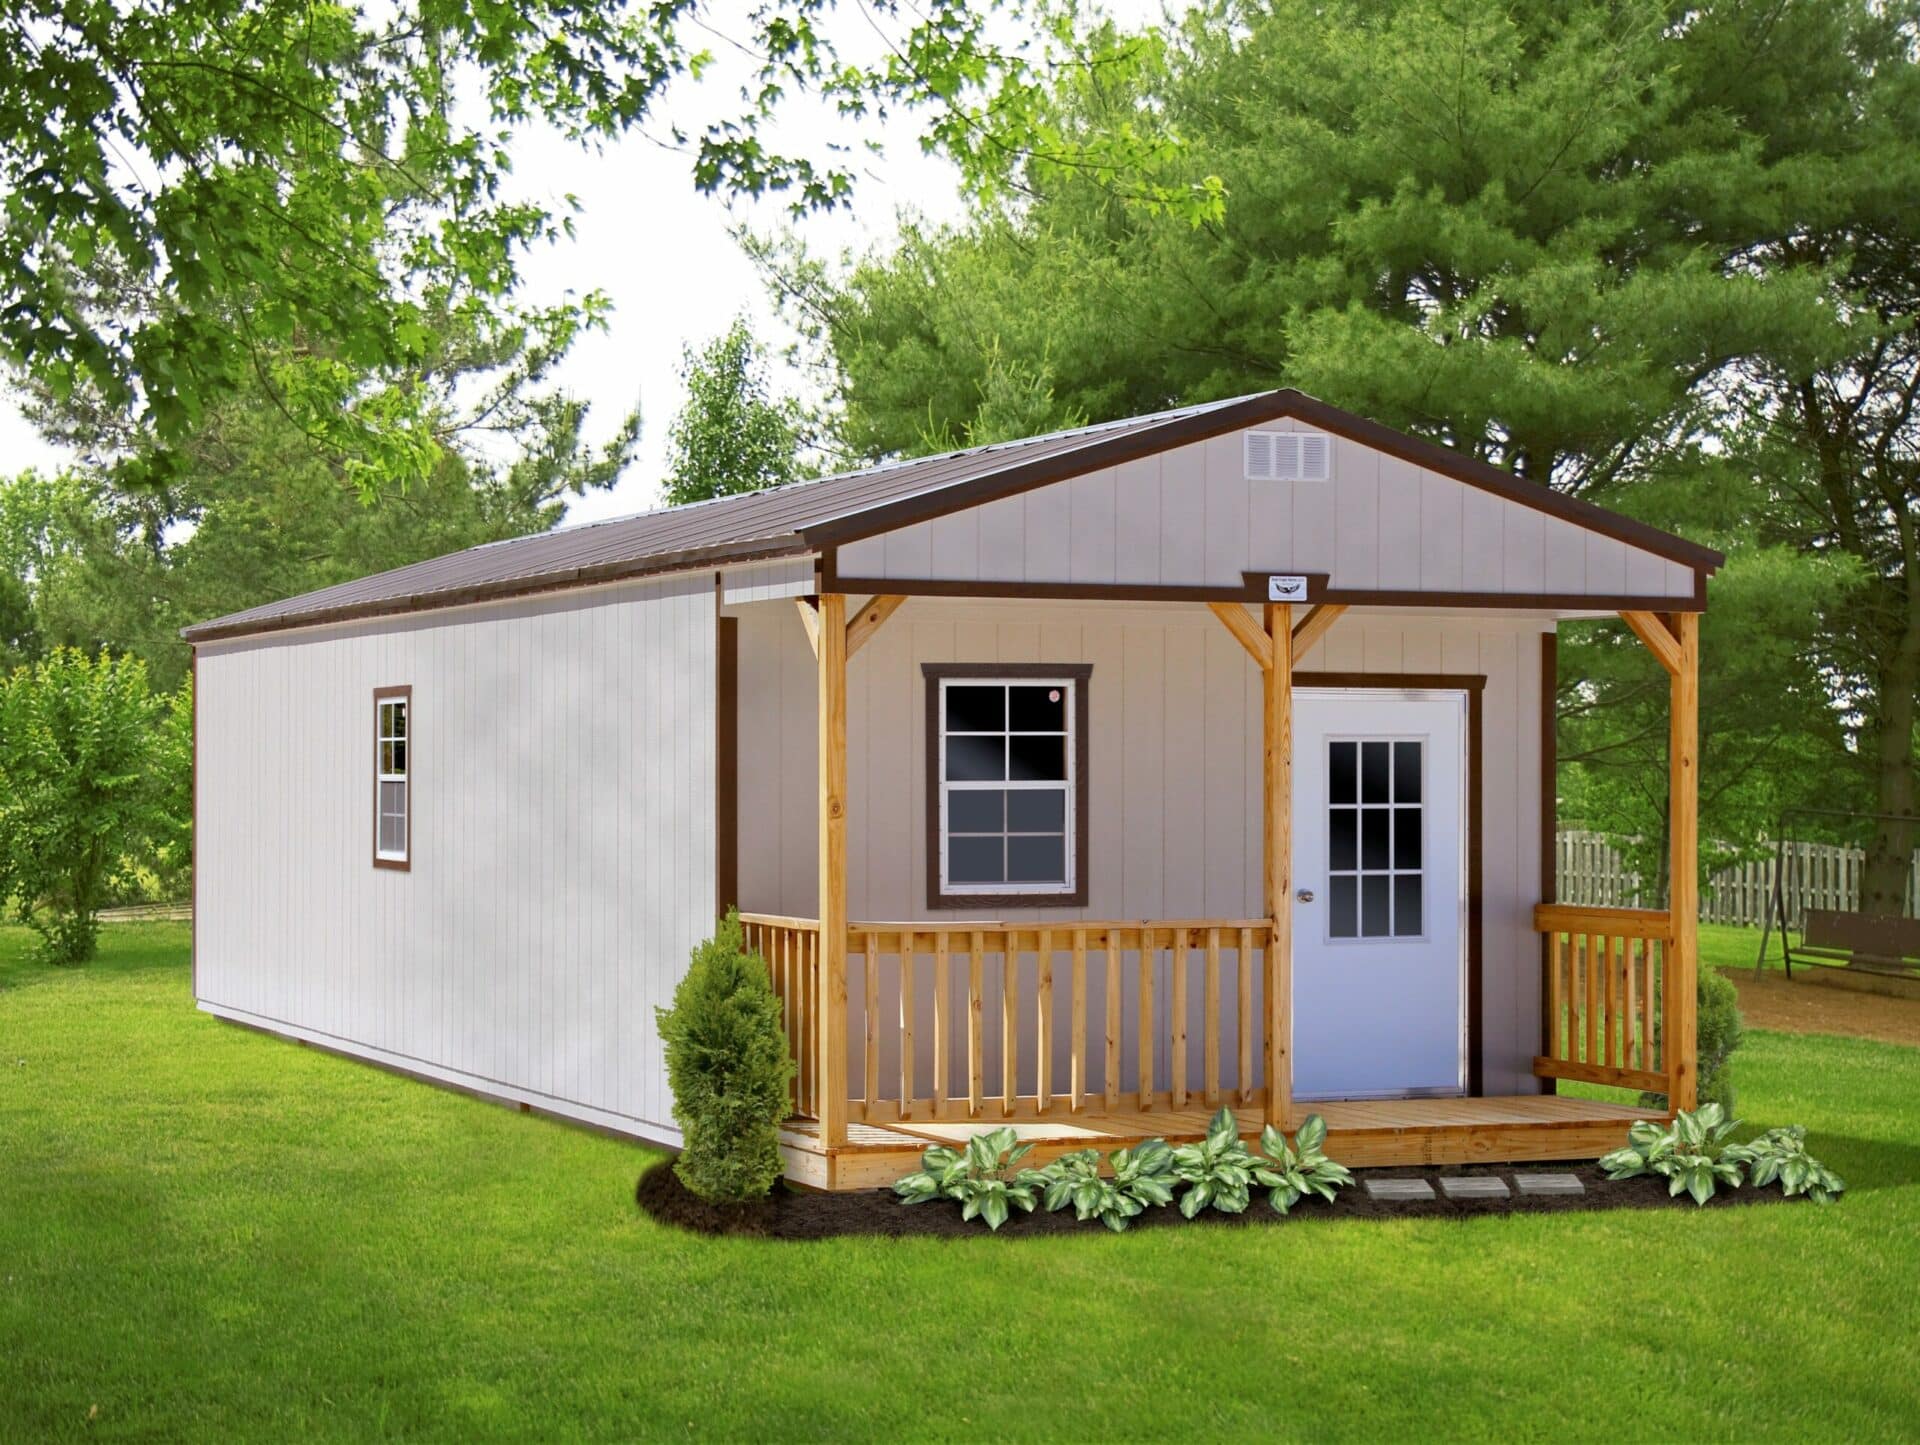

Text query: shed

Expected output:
[186,389,1717,1188]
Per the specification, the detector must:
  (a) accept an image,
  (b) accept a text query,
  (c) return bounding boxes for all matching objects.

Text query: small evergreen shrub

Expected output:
[654,911,795,1202]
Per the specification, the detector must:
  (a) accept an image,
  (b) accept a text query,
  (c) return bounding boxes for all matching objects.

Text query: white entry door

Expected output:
[1291,688,1468,1099]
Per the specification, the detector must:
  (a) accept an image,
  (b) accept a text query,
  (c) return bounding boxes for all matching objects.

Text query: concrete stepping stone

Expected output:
[1438,1175,1511,1200]
[1514,1172,1585,1196]
[1363,1177,1436,1202]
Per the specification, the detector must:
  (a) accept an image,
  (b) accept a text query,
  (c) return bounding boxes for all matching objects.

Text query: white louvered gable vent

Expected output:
[1244,430,1331,482]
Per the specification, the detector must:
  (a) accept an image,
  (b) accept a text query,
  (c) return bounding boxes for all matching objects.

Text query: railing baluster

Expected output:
[863,930,880,1118]
[932,932,949,1115]
[1170,929,1188,1111]
[1549,930,1565,1062]
[1604,933,1619,1069]
[1070,929,1087,1112]
[1624,934,1639,1069]
[1584,932,1600,1065]
[1001,934,1018,1116]
[1138,928,1155,1112]
[1104,936,1120,1111]
[899,929,915,1120]
[1036,929,1054,1114]
[968,930,985,1118]
[1204,927,1221,1107]
[1237,925,1254,1106]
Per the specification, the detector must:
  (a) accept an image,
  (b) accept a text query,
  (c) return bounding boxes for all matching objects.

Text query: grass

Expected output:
[3,925,1918,1441]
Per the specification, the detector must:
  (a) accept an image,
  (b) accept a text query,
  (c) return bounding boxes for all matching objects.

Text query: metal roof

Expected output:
[183,389,1723,642]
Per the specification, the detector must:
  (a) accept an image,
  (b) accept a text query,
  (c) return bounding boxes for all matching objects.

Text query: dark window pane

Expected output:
[949,836,1004,885]
[1329,741,1356,804]
[1328,874,1357,938]
[945,685,1004,733]
[390,739,406,777]
[1361,875,1392,937]
[946,735,1005,782]
[380,740,393,774]
[1009,685,1066,732]
[1008,733,1066,782]
[1361,807,1390,870]
[1393,741,1420,802]
[948,790,1004,833]
[1329,807,1357,870]
[1007,834,1066,884]
[1393,807,1422,869]
[1361,741,1390,803]
[1393,875,1423,936]
[1007,789,1065,832]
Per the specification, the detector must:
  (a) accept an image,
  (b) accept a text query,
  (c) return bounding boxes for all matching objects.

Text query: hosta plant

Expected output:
[1744,1126,1845,1204]
[892,1126,1047,1231]
[1256,1114,1353,1214]
[1038,1140,1178,1232]
[1171,1108,1262,1217]
[1599,1102,1753,1206]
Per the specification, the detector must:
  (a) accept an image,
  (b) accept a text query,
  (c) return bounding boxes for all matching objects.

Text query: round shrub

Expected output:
[654,911,795,1201]
[1641,965,1743,1113]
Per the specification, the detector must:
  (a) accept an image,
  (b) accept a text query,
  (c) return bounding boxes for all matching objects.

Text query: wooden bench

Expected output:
[1789,908,1920,976]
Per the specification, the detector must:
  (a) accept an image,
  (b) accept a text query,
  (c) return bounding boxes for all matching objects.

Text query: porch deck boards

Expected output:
[778,1094,1666,1191]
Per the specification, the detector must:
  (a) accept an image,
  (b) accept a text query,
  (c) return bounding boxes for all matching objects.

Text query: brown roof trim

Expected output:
[182,536,810,644]
[800,389,1725,574]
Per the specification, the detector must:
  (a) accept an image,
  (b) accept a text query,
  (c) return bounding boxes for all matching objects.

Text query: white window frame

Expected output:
[374,687,410,869]
[937,675,1080,900]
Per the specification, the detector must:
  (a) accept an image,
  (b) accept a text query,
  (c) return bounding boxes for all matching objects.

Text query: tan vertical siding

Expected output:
[195,573,716,1141]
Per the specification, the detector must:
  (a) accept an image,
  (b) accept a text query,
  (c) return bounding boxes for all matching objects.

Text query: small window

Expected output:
[924,665,1090,906]
[1326,737,1422,939]
[374,687,411,869]
[1245,430,1331,482]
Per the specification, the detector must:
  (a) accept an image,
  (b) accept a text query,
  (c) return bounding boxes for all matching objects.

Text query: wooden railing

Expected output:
[739,914,821,1120]
[1533,904,1671,1094]
[841,920,1273,1124]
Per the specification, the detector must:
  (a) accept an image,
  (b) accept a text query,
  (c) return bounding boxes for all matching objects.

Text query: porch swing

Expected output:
[1757,807,1920,980]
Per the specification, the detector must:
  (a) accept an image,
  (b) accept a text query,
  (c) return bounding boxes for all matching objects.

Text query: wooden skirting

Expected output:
[779,1094,1665,1192]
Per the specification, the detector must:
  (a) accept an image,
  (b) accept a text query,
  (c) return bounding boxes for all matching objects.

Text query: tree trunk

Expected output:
[1861,589,1920,917]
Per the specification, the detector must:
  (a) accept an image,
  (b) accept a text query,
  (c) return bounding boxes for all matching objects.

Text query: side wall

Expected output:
[196,573,716,1142]
[731,596,1549,1096]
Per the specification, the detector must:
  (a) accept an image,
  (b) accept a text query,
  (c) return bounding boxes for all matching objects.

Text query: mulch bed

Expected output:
[635,1159,1800,1240]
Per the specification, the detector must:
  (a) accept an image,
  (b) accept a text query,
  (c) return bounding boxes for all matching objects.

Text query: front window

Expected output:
[925,666,1090,905]
[375,688,410,868]
[1326,737,1422,938]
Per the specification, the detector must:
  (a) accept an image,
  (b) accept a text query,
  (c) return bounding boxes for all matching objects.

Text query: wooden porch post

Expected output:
[817,593,850,1148]
[1667,611,1700,1112]
[1264,602,1294,1127]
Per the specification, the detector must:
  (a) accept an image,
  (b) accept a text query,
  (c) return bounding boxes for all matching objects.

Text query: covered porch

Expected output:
[743,589,1701,1192]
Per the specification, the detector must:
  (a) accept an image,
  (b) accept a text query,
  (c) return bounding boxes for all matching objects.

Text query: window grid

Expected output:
[939,677,1075,896]
[1326,736,1422,940]
[375,692,409,865]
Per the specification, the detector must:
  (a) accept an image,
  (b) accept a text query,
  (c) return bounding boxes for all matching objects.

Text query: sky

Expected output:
[0,6,1067,530]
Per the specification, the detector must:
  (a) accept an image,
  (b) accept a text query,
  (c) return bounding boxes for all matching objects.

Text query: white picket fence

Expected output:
[1557,830,1920,928]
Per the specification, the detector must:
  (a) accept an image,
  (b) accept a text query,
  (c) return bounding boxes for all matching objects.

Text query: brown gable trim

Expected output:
[801,389,1723,575]
[826,560,1706,613]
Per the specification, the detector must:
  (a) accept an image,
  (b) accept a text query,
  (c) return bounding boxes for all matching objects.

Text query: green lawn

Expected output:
[3,926,1917,1441]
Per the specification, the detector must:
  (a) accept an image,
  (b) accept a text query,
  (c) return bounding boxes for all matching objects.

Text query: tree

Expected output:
[793,0,1919,868]
[662,320,806,506]
[0,2,1195,495]
[0,649,167,964]
[7,298,640,689]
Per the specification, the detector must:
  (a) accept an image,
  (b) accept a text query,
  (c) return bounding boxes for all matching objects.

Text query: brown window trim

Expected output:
[373,685,412,872]
[922,663,1092,910]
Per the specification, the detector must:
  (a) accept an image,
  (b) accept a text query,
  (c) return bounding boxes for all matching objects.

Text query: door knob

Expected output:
[1296,889,1315,903]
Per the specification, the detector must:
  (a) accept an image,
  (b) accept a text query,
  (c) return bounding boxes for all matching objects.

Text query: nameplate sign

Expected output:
[1266,575,1310,603]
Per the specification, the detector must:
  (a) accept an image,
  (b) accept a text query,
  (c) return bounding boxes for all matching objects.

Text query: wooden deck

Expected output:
[778,1094,1666,1192]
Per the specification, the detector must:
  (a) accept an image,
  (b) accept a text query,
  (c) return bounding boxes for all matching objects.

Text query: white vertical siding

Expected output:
[733,596,1550,1097]
[195,573,716,1141]
[832,418,1698,600]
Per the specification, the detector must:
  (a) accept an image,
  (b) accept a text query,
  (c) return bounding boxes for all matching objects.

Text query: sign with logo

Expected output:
[1266,575,1310,603]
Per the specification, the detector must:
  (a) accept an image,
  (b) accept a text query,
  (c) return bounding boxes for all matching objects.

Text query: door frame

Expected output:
[1294,671,1485,1096]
